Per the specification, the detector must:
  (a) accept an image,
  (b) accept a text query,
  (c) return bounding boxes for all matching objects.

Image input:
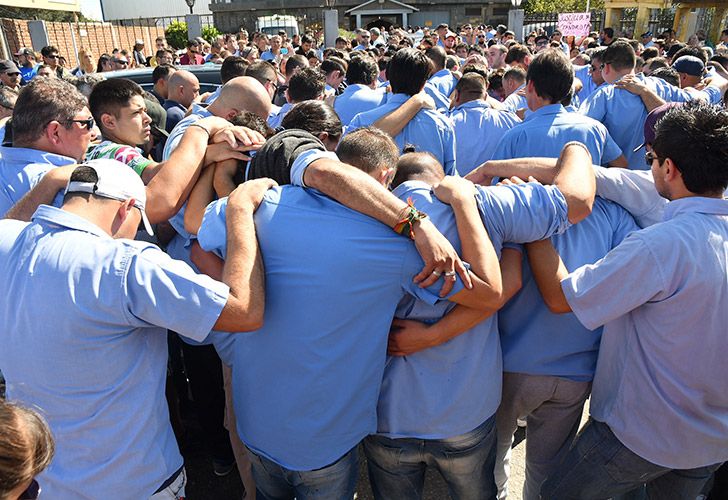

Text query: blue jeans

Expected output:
[247,445,358,500]
[363,415,497,500]
[541,419,722,500]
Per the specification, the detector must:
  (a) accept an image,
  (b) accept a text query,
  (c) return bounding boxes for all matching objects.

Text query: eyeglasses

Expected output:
[268,80,279,92]
[19,479,40,500]
[645,151,662,166]
[46,54,59,59]
[66,117,95,129]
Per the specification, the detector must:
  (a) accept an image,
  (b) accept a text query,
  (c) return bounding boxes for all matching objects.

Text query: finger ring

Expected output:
[444,271,456,277]
[432,270,442,277]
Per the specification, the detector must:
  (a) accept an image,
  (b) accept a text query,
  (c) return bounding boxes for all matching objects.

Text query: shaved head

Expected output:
[211,76,272,121]
[392,152,444,189]
[167,70,200,108]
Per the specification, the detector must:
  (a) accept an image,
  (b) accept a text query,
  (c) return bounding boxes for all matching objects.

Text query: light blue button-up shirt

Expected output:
[377,179,571,439]
[428,68,458,98]
[333,83,387,126]
[348,93,458,175]
[0,146,75,217]
[447,100,521,175]
[574,64,603,103]
[493,103,622,165]
[196,185,463,470]
[423,81,451,112]
[0,205,228,498]
[267,101,294,129]
[579,74,722,169]
[502,84,528,113]
[499,197,638,381]
[562,196,728,469]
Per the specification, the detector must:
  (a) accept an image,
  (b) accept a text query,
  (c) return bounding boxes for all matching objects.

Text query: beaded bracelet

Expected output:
[393,197,428,240]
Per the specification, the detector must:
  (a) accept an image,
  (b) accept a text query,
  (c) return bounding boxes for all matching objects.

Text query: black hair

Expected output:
[221,56,249,83]
[602,40,636,71]
[424,46,447,70]
[526,49,573,103]
[345,56,378,85]
[152,64,175,84]
[281,100,342,140]
[652,103,728,195]
[89,78,144,129]
[287,67,325,102]
[245,60,277,86]
[650,67,680,87]
[388,48,432,96]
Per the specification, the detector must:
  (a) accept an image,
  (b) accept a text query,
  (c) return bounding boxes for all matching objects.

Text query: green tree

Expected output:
[165,21,189,50]
[524,0,604,14]
[201,25,221,44]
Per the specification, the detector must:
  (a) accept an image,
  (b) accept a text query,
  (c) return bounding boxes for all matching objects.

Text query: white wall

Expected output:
[100,0,212,20]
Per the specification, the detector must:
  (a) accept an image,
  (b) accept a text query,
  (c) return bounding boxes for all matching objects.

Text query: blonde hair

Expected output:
[78,48,95,74]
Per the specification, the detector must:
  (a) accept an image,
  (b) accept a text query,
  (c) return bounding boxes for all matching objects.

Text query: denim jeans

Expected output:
[541,419,723,500]
[247,445,358,500]
[363,415,497,500]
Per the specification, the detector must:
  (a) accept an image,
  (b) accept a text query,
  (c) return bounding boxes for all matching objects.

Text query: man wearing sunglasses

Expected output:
[40,45,69,79]
[0,60,21,93]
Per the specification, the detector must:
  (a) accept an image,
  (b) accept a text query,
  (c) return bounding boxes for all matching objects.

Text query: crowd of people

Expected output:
[0,16,727,500]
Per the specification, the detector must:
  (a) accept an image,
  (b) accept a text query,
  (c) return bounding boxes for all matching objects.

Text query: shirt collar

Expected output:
[0,146,75,166]
[387,93,411,105]
[431,69,450,79]
[453,99,489,112]
[392,179,432,198]
[663,196,728,221]
[31,205,113,239]
[190,103,212,117]
[526,103,564,121]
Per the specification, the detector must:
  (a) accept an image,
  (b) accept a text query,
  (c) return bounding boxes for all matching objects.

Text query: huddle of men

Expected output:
[0,21,727,500]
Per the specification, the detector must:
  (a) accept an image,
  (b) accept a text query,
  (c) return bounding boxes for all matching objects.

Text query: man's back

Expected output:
[0,205,226,498]
[348,93,458,175]
[333,84,386,125]
[198,185,453,470]
[493,103,621,165]
[448,100,521,175]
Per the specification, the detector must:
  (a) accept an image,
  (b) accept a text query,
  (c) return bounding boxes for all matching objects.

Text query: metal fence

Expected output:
[523,11,604,37]
[112,15,215,30]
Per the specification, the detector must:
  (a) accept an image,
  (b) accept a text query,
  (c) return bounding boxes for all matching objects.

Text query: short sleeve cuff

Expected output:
[290,150,339,187]
[561,276,601,331]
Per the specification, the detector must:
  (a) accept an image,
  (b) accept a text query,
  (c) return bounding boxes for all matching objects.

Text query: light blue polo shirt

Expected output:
[197,185,464,470]
[0,146,75,217]
[574,64,603,103]
[579,74,722,169]
[267,102,294,129]
[162,104,213,265]
[333,83,387,126]
[499,197,638,381]
[0,205,228,498]
[423,81,451,111]
[492,103,622,165]
[562,196,728,469]
[428,68,458,98]
[447,99,521,175]
[377,179,572,440]
[348,93,458,175]
[502,84,528,113]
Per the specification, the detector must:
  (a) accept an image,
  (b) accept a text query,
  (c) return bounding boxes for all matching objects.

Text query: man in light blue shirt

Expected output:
[448,73,521,175]
[194,129,490,499]
[364,140,596,500]
[573,47,606,103]
[267,67,325,129]
[535,103,728,498]
[493,49,626,168]
[348,48,458,175]
[579,41,727,169]
[0,78,95,216]
[333,56,386,126]
[0,159,265,499]
[426,46,458,99]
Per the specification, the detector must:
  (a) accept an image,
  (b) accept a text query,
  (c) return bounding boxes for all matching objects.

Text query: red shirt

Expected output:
[179,52,204,65]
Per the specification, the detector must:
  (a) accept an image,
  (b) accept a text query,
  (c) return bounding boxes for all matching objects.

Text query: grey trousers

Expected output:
[494,372,591,500]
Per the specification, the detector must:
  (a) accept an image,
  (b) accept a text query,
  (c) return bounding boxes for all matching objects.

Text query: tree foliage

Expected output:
[0,6,94,22]
[201,25,221,44]
[524,0,604,15]
[165,21,189,50]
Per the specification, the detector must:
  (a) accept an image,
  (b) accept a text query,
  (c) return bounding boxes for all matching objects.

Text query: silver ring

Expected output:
[432,270,442,277]
[444,271,457,277]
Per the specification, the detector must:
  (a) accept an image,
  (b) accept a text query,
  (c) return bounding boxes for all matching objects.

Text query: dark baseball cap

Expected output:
[672,55,705,77]
[633,102,681,152]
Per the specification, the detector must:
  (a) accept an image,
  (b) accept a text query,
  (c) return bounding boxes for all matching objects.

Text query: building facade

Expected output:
[209,0,514,34]
[99,0,212,21]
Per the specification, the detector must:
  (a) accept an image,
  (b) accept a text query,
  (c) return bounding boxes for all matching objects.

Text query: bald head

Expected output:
[210,76,272,121]
[167,70,200,108]
[391,152,445,189]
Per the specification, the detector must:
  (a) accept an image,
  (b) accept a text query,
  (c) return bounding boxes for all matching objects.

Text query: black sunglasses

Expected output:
[66,117,95,129]
[645,151,662,166]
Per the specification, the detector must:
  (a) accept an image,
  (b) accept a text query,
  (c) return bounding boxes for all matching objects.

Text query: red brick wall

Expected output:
[3,18,166,69]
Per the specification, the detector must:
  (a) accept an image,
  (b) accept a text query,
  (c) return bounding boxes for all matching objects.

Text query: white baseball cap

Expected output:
[64,159,154,235]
